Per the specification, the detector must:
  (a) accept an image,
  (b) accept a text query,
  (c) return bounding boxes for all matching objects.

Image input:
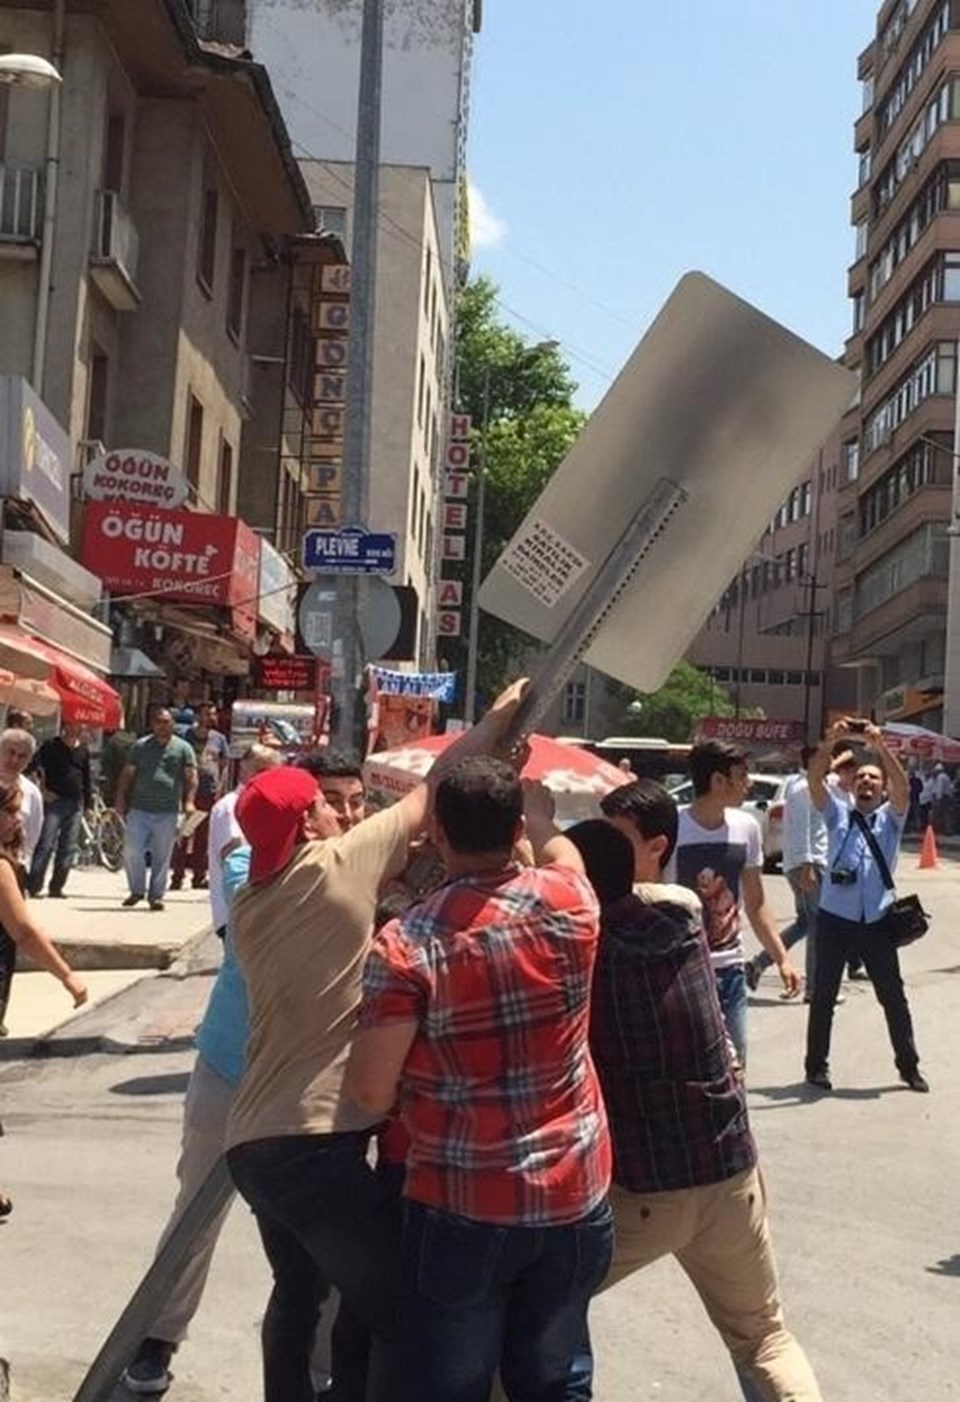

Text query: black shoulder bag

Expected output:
[849,810,930,948]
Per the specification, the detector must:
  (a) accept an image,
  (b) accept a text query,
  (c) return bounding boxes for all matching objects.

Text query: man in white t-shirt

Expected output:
[206,743,283,937]
[663,741,800,1067]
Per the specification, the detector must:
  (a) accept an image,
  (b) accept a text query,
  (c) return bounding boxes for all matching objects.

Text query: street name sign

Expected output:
[302,525,397,575]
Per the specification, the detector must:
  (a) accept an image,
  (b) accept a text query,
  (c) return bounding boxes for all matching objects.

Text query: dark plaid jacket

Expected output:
[589,888,756,1193]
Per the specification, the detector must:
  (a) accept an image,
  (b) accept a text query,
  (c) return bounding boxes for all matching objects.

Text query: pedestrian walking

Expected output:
[804,719,927,1094]
[346,768,613,1402]
[225,681,526,1402]
[604,745,800,1069]
[0,729,43,868]
[567,800,821,1401]
[918,770,935,832]
[931,763,952,835]
[171,703,229,892]
[27,721,92,898]
[115,708,197,912]
[204,741,281,941]
[745,746,831,1002]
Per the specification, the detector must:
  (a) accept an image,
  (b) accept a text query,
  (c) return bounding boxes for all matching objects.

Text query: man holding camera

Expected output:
[804,718,927,1094]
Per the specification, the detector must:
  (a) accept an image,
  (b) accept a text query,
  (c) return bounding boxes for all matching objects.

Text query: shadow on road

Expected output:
[749,1080,891,1105]
[927,1253,960,1277]
[109,1073,191,1097]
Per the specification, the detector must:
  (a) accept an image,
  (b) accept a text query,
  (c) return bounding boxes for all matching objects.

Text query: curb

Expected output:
[0,927,215,1062]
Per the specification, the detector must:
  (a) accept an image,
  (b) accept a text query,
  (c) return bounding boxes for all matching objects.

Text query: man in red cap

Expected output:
[224,679,526,1402]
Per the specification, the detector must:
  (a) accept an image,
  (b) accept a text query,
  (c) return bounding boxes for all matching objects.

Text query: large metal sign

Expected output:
[480,272,857,702]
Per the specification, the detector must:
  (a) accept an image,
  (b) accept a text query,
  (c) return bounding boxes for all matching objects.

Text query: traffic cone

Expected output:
[918,825,938,870]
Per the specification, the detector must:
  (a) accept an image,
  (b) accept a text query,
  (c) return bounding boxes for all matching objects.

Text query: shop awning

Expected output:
[0,623,122,728]
[0,669,60,717]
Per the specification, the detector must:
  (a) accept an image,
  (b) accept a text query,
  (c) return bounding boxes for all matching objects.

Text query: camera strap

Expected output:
[849,809,896,892]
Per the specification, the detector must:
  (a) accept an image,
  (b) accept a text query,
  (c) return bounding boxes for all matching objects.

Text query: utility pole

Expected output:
[335,0,384,749]
[943,359,960,737]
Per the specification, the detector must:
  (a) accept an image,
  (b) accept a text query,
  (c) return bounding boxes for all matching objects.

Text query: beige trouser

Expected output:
[150,1055,237,1342]
[601,1167,821,1402]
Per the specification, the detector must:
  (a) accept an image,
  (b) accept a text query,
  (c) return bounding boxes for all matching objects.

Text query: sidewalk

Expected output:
[2,867,215,1056]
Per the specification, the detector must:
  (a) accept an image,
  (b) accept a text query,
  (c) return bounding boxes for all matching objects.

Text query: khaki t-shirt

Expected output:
[225,804,409,1149]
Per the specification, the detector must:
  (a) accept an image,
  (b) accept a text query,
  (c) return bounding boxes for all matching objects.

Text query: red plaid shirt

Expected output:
[359,862,611,1226]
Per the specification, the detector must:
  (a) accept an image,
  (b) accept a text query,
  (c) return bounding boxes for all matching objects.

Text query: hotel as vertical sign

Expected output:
[438,412,471,636]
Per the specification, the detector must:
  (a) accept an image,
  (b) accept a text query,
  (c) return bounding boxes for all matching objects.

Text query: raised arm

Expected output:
[522,780,585,873]
[865,723,909,815]
[391,678,530,841]
[808,720,848,813]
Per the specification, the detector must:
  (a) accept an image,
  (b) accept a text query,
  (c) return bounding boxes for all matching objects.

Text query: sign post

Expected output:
[302,526,396,575]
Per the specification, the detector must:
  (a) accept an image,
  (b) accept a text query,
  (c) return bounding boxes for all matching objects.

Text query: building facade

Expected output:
[834,0,958,728]
[0,0,312,724]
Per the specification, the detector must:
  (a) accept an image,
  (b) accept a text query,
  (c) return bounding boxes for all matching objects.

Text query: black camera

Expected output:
[830,868,857,886]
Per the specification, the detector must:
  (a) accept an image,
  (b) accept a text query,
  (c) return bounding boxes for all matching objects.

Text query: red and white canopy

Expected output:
[0,623,122,728]
[881,722,960,765]
[364,732,629,826]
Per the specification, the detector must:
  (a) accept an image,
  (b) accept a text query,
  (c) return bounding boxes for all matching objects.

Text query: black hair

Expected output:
[565,820,634,905]
[600,778,679,869]
[434,756,523,854]
[295,748,364,782]
[688,740,747,797]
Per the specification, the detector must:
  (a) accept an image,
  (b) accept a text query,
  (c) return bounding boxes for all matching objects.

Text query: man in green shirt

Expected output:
[115,708,197,911]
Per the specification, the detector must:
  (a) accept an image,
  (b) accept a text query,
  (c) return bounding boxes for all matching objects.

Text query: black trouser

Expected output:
[0,930,16,1030]
[227,1131,402,1402]
[805,910,919,1078]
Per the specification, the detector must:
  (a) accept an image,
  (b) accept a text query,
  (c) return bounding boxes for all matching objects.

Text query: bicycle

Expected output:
[76,791,126,872]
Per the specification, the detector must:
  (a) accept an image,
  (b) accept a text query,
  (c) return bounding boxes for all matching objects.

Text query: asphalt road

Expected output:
[1,861,958,1400]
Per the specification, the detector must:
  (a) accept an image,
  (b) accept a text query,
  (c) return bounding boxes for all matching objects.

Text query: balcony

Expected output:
[0,166,43,254]
[89,190,141,311]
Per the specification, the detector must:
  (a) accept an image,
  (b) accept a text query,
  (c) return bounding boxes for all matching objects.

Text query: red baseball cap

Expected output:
[235,766,320,885]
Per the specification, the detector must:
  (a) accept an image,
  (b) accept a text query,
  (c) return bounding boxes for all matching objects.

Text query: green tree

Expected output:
[606,663,737,743]
[439,278,586,704]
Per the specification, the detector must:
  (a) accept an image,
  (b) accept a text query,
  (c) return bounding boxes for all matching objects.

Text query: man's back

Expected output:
[590,886,754,1194]
[361,860,609,1226]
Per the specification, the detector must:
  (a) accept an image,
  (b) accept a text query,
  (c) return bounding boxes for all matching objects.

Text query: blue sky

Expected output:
[467,1,880,409]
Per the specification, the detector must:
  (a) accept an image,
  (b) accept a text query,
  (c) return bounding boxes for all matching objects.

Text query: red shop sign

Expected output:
[81,503,261,638]
[251,655,329,692]
[695,716,805,745]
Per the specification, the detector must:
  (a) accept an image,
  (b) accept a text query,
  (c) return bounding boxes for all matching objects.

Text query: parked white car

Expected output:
[667,773,789,870]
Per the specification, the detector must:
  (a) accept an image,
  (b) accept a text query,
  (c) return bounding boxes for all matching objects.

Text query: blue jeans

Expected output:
[715,964,748,1069]
[400,1198,614,1401]
[28,795,82,896]
[227,1132,402,1402]
[750,868,820,989]
[123,808,178,903]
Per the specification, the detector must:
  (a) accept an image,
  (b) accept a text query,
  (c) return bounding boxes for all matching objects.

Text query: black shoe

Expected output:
[122,893,144,908]
[149,899,165,912]
[805,1069,833,1091]
[900,1068,930,1093]
[121,1336,176,1393]
[745,959,761,992]
[169,877,183,892]
[47,890,66,898]
[191,877,208,890]
[0,1190,12,1219]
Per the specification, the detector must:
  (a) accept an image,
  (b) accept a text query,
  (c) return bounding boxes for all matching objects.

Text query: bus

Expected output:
[589,736,693,787]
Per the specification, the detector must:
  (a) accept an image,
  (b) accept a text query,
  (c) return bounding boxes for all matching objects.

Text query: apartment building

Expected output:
[296,160,447,662]
[0,0,312,717]
[834,0,958,728]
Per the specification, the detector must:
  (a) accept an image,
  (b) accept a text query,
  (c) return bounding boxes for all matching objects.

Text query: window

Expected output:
[184,394,204,493]
[217,437,233,515]
[562,682,586,724]
[855,524,948,618]
[749,670,767,685]
[854,221,867,261]
[797,542,809,579]
[417,354,426,428]
[843,440,860,482]
[767,670,785,686]
[424,249,432,314]
[86,346,109,445]
[800,480,812,516]
[313,205,347,238]
[227,245,246,340]
[197,186,218,293]
[786,672,803,687]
